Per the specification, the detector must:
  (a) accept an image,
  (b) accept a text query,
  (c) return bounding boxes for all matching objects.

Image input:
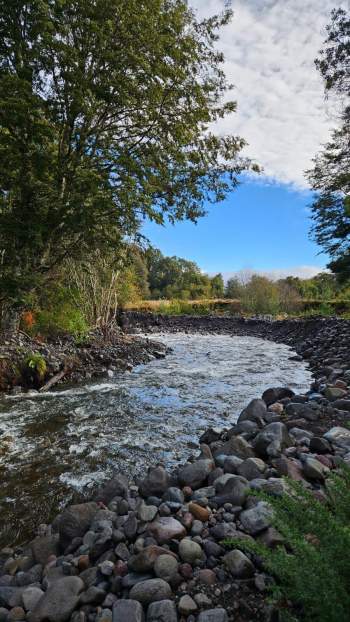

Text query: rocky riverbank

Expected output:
[0,351,350,621]
[0,316,349,621]
[0,327,168,393]
[122,312,350,382]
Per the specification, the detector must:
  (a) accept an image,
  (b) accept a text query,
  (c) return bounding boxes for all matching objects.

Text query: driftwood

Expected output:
[39,368,68,393]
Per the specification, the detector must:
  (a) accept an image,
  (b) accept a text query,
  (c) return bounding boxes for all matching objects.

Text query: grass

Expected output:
[124,298,350,318]
[124,298,241,315]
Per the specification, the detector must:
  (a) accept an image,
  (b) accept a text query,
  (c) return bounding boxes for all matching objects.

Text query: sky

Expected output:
[143,0,346,280]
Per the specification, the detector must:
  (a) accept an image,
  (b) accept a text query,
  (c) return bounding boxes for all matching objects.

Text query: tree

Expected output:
[225,276,243,299]
[307,8,350,282]
[0,0,254,332]
[146,249,213,300]
[210,273,224,298]
[129,248,150,300]
[241,275,280,315]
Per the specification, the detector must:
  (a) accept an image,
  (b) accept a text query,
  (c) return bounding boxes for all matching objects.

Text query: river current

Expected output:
[0,333,312,544]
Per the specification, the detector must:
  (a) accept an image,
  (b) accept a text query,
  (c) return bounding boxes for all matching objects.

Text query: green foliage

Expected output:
[0,0,253,320]
[24,353,47,380]
[35,306,89,339]
[240,275,280,315]
[145,248,224,300]
[225,277,244,299]
[307,8,350,283]
[211,274,225,298]
[225,469,350,622]
[26,282,89,338]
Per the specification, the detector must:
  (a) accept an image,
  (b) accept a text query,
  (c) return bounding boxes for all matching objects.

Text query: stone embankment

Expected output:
[1,349,350,621]
[0,328,168,393]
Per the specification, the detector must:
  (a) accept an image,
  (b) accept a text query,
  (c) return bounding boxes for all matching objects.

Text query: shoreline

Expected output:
[0,317,349,620]
[0,328,169,394]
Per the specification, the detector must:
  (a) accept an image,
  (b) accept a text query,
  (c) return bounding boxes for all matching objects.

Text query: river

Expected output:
[0,333,311,544]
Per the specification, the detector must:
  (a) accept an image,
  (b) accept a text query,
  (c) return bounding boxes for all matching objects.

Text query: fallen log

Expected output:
[39,368,68,393]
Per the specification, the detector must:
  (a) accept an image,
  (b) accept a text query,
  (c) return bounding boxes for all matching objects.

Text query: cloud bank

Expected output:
[191,0,346,189]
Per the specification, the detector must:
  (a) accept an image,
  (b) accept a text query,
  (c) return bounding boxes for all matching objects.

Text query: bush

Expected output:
[35,306,89,339]
[22,353,47,387]
[225,469,350,622]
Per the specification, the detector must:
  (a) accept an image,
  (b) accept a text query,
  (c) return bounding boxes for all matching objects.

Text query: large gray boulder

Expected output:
[237,457,266,481]
[56,503,99,549]
[29,577,84,622]
[213,436,254,460]
[96,474,129,503]
[302,456,329,481]
[285,402,319,422]
[31,535,59,565]
[178,459,213,489]
[262,387,294,406]
[0,588,24,608]
[324,427,350,451]
[240,502,273,535]
[148,518,186,545]
[22,587,44,612]
[332,400,350,412]
[212,474,248,507]
[178,539,204,564]
[139,466,170,498]
[153,555,179,582]
[253,422,292,458]
[223,549,255,578]
[237,399,267,424]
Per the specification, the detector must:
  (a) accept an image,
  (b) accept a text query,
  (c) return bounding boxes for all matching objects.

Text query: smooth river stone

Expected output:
[129,579,172,605]
[148,517,186,544]
[29,577,84,622]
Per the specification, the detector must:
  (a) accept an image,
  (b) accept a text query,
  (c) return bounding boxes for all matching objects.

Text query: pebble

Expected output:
[178,595,198,615]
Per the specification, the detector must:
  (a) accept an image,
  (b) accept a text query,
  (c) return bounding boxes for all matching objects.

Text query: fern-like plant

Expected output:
[24,353,47,380]
[225,468,350,622]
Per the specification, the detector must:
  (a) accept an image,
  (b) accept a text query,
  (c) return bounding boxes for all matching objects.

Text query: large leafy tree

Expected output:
[146,249,212,299]
[307,8,350,282]
[0,0,253,330]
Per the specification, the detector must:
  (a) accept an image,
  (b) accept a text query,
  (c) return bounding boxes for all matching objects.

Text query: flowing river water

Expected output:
[0,333,312,545]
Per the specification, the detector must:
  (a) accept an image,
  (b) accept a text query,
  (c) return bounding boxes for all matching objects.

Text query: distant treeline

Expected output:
[20,246,349,337]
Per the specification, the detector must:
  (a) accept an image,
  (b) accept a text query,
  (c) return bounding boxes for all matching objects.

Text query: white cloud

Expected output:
[190,0,346,188]
[217,265,328,283]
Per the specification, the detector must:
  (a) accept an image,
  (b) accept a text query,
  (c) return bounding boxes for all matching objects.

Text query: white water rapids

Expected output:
[0,333,311,543]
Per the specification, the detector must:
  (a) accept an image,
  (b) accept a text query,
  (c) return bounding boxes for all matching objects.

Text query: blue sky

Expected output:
[142,0,346,280]
[143,180,329,280]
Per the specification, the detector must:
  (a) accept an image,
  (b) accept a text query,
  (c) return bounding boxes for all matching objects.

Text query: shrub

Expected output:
[225,469,350,622]
[23,353,47,386]
[35,305,89,339]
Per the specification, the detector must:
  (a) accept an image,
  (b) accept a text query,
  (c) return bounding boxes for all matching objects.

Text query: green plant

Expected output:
[24,354,47,380]
[225,469,350,622]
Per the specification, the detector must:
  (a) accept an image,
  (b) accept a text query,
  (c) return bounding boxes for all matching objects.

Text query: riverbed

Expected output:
[0,333,312,544]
